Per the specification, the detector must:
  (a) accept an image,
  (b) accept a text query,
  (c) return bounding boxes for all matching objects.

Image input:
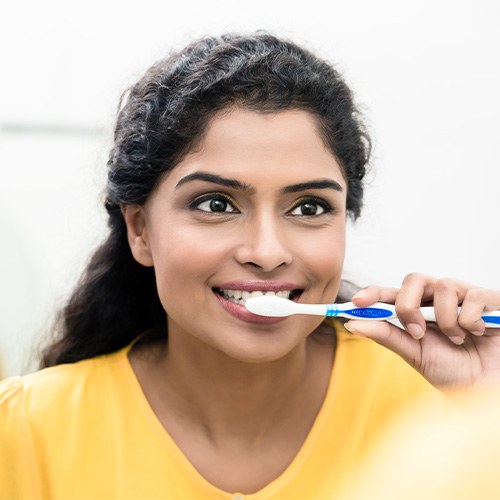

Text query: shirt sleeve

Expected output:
[0,377,42,499]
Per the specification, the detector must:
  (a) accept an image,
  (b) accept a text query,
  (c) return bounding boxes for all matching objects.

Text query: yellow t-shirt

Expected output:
[0,327,451,499]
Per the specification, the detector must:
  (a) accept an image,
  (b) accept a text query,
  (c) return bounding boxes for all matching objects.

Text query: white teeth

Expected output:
[219,289,292,304]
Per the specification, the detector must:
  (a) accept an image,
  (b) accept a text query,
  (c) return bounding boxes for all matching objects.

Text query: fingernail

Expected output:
[470,321,485,336]
[406,323,424,339]
[449,335,465,345]
[470,330,485,337]
[344,321,357,333]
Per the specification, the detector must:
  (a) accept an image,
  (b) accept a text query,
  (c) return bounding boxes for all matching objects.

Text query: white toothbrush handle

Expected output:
[419,307,437,322]
[334,303,500,328]
[244,297,500,327]
[419,307,500,327]
[294,303,331,316]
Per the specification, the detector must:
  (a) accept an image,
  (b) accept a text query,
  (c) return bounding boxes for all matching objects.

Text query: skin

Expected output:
[346,276,500,388]
[122,108,347,492]
[121,106,500,492]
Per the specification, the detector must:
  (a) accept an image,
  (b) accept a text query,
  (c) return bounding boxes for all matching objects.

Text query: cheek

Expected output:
[294,226,345,277]
[149,225,232,305]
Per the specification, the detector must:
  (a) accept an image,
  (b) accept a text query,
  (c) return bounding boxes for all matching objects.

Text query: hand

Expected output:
[344,273,500,389]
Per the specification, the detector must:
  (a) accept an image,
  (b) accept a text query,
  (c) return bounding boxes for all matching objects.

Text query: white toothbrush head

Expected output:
[245,295,295,317]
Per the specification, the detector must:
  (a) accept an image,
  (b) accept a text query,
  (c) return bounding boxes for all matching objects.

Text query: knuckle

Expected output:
[402,272,425,285]
[395,304,416,316]
[464,288,485,303]
[395,304,421,323]
[434,277,457,293]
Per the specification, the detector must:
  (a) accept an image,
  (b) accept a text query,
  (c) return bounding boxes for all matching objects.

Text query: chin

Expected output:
[214,321,322,365]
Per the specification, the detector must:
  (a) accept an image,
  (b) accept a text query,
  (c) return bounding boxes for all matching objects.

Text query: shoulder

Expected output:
[0,376,27,424]
[0,376,43,497]
[1,357,95,401]
[0,348,130,479]
[0,347,127,420]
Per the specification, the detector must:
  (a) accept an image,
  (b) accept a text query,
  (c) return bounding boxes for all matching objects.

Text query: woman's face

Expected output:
[126,108,347,363]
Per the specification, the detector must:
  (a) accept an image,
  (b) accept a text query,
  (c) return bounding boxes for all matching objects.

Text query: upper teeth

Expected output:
[220,289,291,303]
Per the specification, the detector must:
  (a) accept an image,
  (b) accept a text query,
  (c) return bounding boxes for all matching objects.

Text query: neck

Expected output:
[130,328,334,447]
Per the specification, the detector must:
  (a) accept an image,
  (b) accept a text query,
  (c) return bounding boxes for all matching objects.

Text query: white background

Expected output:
[1,0,499,376]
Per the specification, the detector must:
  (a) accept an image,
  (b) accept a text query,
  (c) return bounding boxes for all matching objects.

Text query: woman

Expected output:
[1,32,499,499]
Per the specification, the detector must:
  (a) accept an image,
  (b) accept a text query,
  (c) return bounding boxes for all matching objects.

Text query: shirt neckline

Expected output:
[118,326,347,499]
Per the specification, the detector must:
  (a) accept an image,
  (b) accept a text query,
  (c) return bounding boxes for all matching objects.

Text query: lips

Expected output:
[212,281,303,324]
[214,288,301,304]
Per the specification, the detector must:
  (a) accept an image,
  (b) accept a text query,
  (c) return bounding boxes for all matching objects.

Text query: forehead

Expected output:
[166,107,346,188]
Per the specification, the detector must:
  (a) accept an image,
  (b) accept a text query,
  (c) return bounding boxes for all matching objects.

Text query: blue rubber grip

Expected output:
[344,307,394,319]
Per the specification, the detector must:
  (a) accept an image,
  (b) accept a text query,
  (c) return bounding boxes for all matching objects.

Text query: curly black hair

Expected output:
[41,32,371,367]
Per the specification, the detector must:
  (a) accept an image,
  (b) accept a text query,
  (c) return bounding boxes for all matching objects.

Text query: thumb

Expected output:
[344,320,422,368]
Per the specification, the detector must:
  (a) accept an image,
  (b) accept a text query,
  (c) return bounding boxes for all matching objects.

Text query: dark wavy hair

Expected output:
[40,32,371,368]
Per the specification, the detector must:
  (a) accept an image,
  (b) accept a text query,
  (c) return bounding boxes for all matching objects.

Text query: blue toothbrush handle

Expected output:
[328,303,500,328]
[481,315,500,327]
[419,308,500,328]
[327,302,396,319]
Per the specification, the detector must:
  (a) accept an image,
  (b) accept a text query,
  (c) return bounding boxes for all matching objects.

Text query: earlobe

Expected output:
[120,204,154,267]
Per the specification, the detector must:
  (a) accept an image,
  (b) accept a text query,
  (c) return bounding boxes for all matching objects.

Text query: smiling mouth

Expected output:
[213,288,303,305]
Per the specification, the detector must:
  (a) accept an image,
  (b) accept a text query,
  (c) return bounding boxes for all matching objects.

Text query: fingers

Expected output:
[395,273,437,340]
[352,274,437,340]
[430,279,500,342]
[352,274,499,345]
[458,288,500,336]
[351,285,399,306]
[432,278,468,344]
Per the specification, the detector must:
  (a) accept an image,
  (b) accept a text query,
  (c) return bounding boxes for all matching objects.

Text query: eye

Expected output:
[191,194,238,213]
[289,198,332,216]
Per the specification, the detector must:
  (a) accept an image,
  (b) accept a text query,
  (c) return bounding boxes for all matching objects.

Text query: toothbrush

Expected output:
[244,296,500,328]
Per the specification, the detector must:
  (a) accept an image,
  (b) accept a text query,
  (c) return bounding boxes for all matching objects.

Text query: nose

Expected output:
[234,213,293,272]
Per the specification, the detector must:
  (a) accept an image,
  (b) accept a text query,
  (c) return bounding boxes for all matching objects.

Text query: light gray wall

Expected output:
[1,0,499,376]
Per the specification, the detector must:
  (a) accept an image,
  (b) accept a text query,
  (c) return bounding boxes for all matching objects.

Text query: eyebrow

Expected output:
[175,172,255,193]
[281,179,343,194]
[175,171,343,194]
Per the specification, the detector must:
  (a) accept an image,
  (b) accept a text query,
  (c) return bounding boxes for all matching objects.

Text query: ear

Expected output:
[120,204,154,267]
